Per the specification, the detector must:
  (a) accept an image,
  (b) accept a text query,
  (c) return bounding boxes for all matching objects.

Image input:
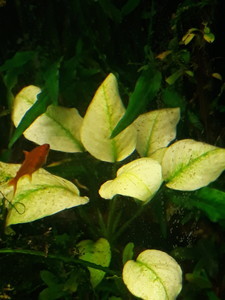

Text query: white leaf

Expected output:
[0,162,89,226]
[123,249,182,300]
[134,108,180,157]
[12,85,84,152]
[99,158,162,203]
[162,139,225,191]
[81,73,136,162]
[149,148,167,164]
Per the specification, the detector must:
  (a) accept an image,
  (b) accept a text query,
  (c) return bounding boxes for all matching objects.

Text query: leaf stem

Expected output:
[106,196,120,241]
[0,248,119,276]
[112,204,145,243]
[77,207,99,239]
[97,208,108,237]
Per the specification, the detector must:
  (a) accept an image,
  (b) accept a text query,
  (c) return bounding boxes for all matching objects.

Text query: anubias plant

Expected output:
[1,73,225,299]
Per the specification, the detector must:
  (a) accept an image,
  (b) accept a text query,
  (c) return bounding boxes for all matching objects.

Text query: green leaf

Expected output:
[185,70,194,77]
[185,269,212,289]
[121,0,140,16]
[212,73,222,81]
[9,87,51,148]
[99,158,162,203]
[166,70,183,85]
[98,0,122,23]
[111,69,162,138]
[181,29,197,45]
[63,270,79,293]
[122,242,134,265]
[122,249,182,300]
[187,110,203,130]
[203,33,215,43]
[39,287,64,300]
[77,238,111,288]
[134,108,180,157]
[191,187,225,222]
[81,73,136,162]
[0,51,35,72]
[40,270,59,287]
[0,51,36,107]
[43,58,62,105]
[0,162,89,226]
[11,85,84,152]
[162,87,186,111]
[162,139,225,191]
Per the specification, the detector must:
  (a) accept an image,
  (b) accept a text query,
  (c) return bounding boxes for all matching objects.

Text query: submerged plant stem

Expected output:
[107,196,120,241]
[78,206,99,239]
[112,204,145,243]
[0,248,119,276]
[97,208,108,237]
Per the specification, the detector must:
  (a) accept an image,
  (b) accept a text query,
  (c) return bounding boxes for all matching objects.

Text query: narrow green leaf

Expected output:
[9,89,51,148]
[0,51,36,107]
[111,69,162,138]
[122,242,134,265]
[43,58,62,105]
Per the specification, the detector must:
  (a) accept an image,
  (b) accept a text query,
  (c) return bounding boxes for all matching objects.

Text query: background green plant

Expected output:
[0,0,225,299]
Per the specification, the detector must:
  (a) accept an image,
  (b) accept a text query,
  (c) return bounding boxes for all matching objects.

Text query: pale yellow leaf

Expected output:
[99,158,162,203]
[0,162,89,226]
[134,108,180,157]
[80,73,136,162]
[12,85,84,152]
[162,139,225,191]
[123,249,182,300]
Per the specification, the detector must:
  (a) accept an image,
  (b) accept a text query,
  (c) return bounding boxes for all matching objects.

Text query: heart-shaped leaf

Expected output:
[12,85,84,152]
[134,108,180,157]
[81,73,136,162]
[77,238,111,287]
[162,139,225,191]
[99,158,162,203]
[0,162,89,226]
[123,249,182,300]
